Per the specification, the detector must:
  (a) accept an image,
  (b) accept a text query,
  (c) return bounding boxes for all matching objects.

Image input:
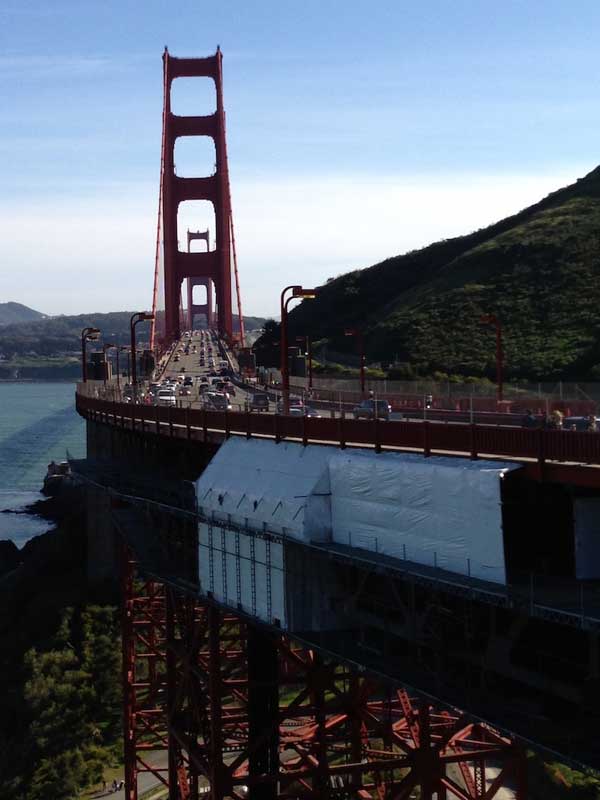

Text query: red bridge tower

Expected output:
[161,48,233,342]
[186,229,214,329]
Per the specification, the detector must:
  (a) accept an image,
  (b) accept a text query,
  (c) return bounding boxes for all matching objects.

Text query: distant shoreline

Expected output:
[0,379,77,384]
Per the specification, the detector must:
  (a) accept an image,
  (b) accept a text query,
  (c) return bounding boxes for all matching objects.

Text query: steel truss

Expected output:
[122,547,526,800]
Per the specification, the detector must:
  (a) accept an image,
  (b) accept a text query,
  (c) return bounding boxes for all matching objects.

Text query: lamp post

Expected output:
[130,312,155,398]
[296,335,313,391]
[344,328,366,397]
[102,343,120,389]
[280,286,316,414]
[81,327,101,382]
[120,346,131,383]
[480,314,503,405]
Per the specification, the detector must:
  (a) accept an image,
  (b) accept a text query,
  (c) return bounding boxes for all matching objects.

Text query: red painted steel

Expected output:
[162,48,233,343]
[121,551,526,799]
[121,545,170,800]
[76,392,600,478]
[186,229,213,330]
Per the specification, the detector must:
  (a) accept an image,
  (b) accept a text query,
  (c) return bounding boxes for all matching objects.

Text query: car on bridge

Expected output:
[250,393,269,412]
[288,405,321,418]
[156,388,177,407]
[352,399,392,421]
[205,392,232,411]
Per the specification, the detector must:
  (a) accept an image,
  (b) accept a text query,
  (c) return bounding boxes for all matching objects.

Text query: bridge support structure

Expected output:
[161,48,233,344]
[121,546,527,800]
[186,229,214,330]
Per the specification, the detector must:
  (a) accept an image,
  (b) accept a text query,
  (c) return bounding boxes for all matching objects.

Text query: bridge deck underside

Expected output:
[77,453,600,775]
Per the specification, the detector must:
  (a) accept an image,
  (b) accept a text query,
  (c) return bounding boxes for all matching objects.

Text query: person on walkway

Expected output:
[521,409,537,428]
[549,409,564,430]
[112,779,118,793]
[587,414,597,432]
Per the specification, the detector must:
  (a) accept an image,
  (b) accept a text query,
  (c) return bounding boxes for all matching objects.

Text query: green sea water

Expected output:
[0,382,85,547]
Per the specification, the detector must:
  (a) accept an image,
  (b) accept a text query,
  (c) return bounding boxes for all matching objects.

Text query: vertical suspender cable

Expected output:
[221,103,246,347]
[149,50,169,351]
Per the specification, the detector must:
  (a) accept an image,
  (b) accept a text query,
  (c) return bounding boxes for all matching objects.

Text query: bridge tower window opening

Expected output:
[169,76,216,117]
[174,135,217,178]
[177,200,216,253]
[191,283,208,307]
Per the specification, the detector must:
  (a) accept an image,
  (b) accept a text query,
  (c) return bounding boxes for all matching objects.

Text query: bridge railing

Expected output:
[75,391,600,466]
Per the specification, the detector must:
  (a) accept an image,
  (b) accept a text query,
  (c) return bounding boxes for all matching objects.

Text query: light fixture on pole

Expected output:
[103,343,120,389]
[344,328,366,397]
[480,314,503,405]
[119,346,131,383]
[280,286,317,414]
[296,335,313,390]
[81,327,101,382]
[130,312,155,396]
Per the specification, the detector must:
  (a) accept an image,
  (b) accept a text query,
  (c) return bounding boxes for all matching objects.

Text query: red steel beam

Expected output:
[121,550,525,799]
[78,393,600,484]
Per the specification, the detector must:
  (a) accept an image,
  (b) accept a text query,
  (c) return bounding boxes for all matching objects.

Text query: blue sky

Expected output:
[1,0,599,317]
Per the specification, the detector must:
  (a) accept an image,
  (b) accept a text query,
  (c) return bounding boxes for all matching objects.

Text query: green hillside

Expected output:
[289,166,600,380]
[0,311,266,360]
[0,302,46,327]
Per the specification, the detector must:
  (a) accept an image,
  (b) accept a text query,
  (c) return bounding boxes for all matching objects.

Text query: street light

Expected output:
[103,343,120,389]
[81,327,101,382]
[344,328,366,397]
[119,346,131,383]
[480,314,503,405]
[280,286,317,414]
[296,335,313,390]
[130,312,155,395]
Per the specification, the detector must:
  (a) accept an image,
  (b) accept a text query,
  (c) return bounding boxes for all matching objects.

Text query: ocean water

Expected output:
[0,382,85,547]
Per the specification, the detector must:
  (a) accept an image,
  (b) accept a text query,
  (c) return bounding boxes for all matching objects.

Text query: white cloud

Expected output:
[0,167,587,317]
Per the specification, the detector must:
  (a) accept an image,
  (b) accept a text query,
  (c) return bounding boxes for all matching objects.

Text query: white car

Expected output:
[156,389,177,407]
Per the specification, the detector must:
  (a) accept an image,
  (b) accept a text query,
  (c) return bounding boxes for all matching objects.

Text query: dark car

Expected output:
[288,405,321,418]
[352,399,392,421]
[250,393,269,412]
[205,392,232,411]
[563,416,597,432]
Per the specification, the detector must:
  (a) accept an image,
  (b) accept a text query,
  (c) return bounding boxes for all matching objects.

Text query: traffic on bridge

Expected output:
[72,47,600,800]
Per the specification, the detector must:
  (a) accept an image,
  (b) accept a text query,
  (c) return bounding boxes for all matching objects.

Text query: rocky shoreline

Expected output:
[0,490,75,579]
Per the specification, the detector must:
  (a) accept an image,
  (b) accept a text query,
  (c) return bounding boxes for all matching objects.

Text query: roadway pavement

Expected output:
[150,332,531,430]
[156,329,254,411]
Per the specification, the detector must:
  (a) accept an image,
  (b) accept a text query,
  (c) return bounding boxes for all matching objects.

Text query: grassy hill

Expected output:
[289,166,600,380]
[0,302,46,327]
[0,311,266,361]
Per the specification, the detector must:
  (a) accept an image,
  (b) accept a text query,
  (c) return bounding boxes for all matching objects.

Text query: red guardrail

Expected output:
[76,393,600,466]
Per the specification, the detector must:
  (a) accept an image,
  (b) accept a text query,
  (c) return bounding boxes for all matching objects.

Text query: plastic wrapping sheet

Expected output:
[195,438,334,541]
[199,522,286,625]
[329,451,519,584]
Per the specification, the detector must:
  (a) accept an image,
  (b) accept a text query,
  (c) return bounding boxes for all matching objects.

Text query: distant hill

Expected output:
[235,315,266,332]
[0,310,266,359]
[0,302,46,327]
[288,166,600,381]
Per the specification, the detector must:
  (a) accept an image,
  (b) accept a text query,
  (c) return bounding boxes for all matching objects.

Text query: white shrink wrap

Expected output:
[329,451,518,584]
[195,438,334,542]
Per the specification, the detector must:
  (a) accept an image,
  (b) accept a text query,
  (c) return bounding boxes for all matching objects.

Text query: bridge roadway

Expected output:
[78,394,600,776]
[84,331,600,486]
[77,332,600,781]
[152,332,539,426]
[78,393,600,490]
